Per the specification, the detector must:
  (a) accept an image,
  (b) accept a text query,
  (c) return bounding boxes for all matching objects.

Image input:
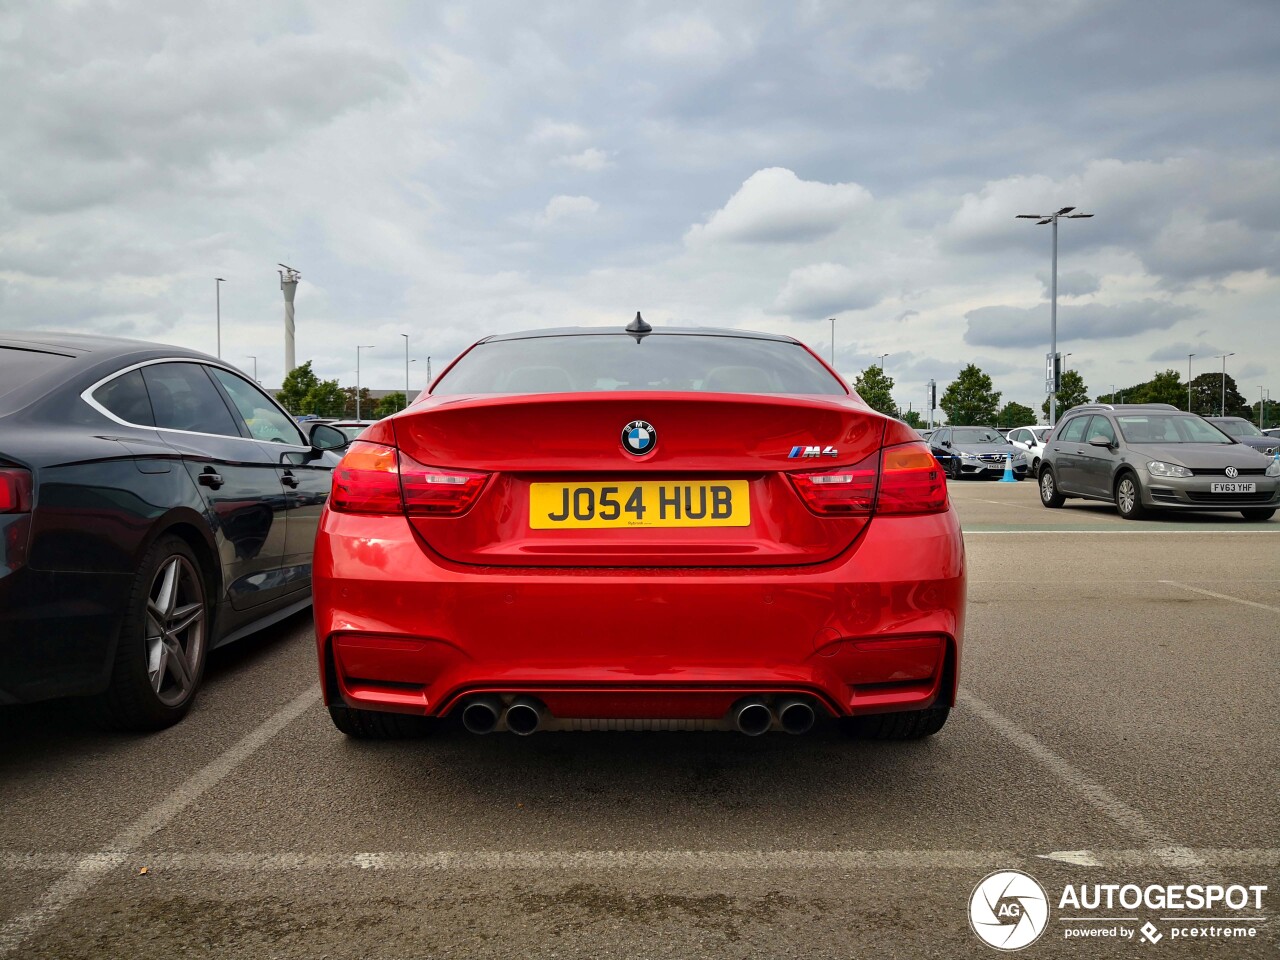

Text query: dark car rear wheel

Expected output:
[1038,467,1065,508]
[95,535,209,731]
[1241,508,1276,522]
[1114,471,1149,520]
[841,706,949,740]
[328,704,435,739]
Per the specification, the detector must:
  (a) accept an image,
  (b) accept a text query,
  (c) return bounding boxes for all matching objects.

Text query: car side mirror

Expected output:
[1027,439,1038,447]
[309,423,348,452]
[1087,435,1113,448]
[941,440,951,447]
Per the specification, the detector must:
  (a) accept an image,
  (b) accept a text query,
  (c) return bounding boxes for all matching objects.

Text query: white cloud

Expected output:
[770,263,886,317]
[685,168,873,245]
[527,120,590,146]
[626,13,732,62]
[555,148,613,172]
[857,53,932,91]
[964,300,1197,348]
[536,194,600,227]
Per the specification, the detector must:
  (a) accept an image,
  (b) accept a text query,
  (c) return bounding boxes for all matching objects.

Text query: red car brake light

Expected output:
[877,443,947,514]
[399,456,489,516]
[0,467,33,514]
[330,442,402,513]
[788,454,878,516]
[329,441,490,516]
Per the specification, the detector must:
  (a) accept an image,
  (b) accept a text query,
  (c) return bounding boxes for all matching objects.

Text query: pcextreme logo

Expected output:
[969,870,1050,951]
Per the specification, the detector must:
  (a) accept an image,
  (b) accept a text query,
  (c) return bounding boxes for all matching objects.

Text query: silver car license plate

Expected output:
[1210,482,1256,493]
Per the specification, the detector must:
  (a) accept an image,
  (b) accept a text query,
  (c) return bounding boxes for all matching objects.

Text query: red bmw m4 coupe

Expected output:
[313,319,965,740]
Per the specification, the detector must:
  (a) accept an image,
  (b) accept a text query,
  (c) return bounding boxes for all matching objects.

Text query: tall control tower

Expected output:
[278,263,301,375]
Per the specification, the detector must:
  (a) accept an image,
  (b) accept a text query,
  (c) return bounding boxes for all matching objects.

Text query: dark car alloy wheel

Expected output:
[97,536,209,730]
[1115,473,1149,520]
[1039,468,1064,508]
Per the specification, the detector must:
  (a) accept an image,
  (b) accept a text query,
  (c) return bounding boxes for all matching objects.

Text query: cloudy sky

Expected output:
[2,0,1278,414]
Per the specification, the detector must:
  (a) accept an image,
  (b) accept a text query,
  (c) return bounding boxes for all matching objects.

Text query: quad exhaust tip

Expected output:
[461,696,503,735]
[504,697,545,736]
[777,698,816,735]
[733,699,773,736]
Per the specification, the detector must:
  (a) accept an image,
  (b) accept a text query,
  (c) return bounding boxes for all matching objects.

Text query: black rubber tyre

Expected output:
[1114,471,1149,520]
[328,704,435,739]
[841,706,949,740]
[1241,508,1276,521]
[1038,466,1065,508]
[95,535,210,732]
[946,457,960,481]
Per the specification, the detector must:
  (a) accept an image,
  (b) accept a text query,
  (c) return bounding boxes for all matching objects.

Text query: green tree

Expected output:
[375,392,407,418]
[940,364,1001,426]
[1190,372,1250,418]
[998,401,1036,428]
[1252,397,1280,429]
[1042,369,1090,419]
[853,365,897,416]
[276,361,320,415]
[342,386,376,419]
[303,378,346,417]
[901,410,925,429]
[1129,369,1184,407]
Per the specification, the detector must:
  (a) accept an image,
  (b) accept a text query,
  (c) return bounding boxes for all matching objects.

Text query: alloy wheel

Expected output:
[1117,477,1137,515]
[1040,472,1055,502]
[144,555,206,707]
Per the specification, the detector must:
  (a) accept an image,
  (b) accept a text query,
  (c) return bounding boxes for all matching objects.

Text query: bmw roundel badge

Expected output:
[622,420,657,456]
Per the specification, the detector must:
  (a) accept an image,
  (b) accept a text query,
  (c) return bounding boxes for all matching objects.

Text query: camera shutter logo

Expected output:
[969,870,1050,951]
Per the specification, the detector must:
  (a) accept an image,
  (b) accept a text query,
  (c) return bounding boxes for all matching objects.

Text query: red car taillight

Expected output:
[788,453,878,516]
[329,441,489,517]
[0,467,32,514]
[876,442,948,515]
[789,443,946,517]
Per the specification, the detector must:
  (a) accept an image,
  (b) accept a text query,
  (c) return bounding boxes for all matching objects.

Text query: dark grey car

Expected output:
[1206,417,1279,456]
[929,426,1029,480]
[1037,403,1280,520]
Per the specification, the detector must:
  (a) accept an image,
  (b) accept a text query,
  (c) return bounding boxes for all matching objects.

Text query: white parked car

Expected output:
[1006,425,1055,473]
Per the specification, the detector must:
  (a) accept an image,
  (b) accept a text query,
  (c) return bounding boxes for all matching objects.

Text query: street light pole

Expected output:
[829,319,835,366]
[245,355,257,382]
[426,356,432,385]
[878,353,889,370]
[1016,207,1093,426]
[401,333,410,410]
[356,345,374,420]
[215,278,225,359]
[1215,353,1234,416]
[1187,354,1195,412]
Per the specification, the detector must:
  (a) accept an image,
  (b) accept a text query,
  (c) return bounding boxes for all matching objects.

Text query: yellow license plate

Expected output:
[529,481,750,529]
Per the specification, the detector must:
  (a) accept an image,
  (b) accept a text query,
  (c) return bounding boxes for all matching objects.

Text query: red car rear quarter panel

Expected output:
[313,507,965,719]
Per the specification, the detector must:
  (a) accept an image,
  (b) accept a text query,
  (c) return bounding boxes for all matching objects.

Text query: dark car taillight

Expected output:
[789,443,946,517]
[329,441,489,517]
[0,467,32,514]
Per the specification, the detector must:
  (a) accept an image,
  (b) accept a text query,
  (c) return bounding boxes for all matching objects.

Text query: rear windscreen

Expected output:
[432,334,846,396]
[0,347,74,402]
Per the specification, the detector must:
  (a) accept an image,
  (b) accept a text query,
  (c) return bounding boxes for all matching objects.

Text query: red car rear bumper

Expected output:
[313,509,966,721]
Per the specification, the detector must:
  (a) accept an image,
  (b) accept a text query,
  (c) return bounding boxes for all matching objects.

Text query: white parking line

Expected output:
[1159,580,1280,615]
[958,690,1203,871]
[2,848,1277,873]
[0,686,320,957]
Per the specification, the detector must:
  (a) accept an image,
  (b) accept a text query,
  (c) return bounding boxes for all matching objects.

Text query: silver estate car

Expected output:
[1038,403,1280,521]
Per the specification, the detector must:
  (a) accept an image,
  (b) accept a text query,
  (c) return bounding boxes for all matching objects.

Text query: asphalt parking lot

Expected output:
[1,479,1277,959]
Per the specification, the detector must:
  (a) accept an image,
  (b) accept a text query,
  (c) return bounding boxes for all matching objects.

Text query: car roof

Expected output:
[0,330,211,363]
[479,325,798,344]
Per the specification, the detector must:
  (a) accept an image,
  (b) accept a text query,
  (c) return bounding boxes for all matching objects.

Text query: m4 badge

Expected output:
[788,445,839,459]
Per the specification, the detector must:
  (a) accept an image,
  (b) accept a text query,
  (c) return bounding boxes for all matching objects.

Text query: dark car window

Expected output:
[209,367,304,445]
[433,334,846,396]
[1087,416,1117,445]
[1214,419,1261,438]
[141,362,241,437]
[1059,416,1089,443]
[93,368,155,426]
[1116,415,1232,444]
[950,427,1003,444]
[0,347,74,402]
